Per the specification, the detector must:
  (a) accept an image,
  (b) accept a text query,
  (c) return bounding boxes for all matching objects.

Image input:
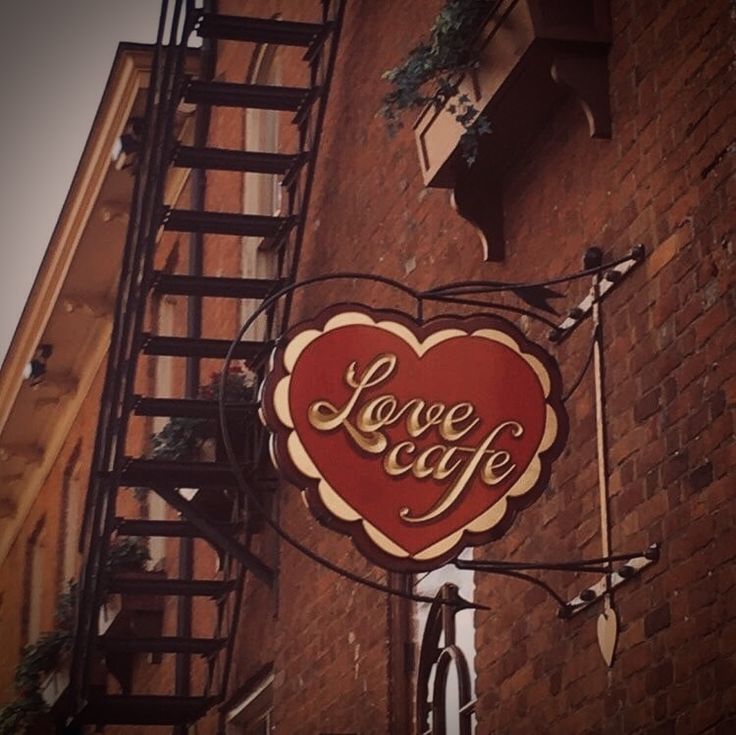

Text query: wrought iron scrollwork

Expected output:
[216,249,654,623]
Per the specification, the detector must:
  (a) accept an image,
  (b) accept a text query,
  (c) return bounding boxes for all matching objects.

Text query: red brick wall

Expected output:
[0,365,106,703]
[3,1,733,733]
[220,0,735,733]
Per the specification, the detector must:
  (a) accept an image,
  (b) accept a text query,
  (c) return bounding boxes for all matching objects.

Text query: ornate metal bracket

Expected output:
[454,544,660,617]
[549,244,645,343]
[562,544,660,617]
[218,248,662,667]
[454,246,660,667]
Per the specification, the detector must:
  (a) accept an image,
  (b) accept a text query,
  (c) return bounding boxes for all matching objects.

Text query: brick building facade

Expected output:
[0,1,734,734]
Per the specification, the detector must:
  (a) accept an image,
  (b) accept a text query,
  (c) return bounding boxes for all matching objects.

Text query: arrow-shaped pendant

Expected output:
[590,253,619,667]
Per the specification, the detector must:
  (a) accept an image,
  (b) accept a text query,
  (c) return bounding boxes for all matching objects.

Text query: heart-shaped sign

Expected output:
[261,305,567,571]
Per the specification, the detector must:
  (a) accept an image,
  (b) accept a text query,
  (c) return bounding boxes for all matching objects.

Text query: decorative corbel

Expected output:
[451,174,505,262]
[0,444,44,466]
[551,48,612,139]
[62,294,114,318]
[0,498,17,519]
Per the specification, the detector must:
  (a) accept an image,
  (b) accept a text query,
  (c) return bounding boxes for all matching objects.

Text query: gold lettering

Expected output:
[432,446,464,481]
[306,353,527,523]
[407,401,446,438]
[309,354,397,431]
[440,402,480,441]
[357,394,399,432]
[481,450,515,485]
[308,354,397,453]
[413,444,446,478]
[401,421,522,523]
[384,441,415,476]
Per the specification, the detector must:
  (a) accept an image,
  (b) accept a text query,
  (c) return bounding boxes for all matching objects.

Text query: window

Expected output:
[59,442,82,588]
[415,552,477,735]
[22,517,46,644]
[227,671,274,734]
[243,43,282,220]
[149,290,178,567]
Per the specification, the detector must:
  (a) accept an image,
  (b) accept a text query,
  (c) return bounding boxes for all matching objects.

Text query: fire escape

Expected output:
[69,0,345,728]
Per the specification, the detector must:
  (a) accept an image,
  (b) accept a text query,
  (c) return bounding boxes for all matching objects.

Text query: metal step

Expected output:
[119,458,246,488]
[99,635,227,656]
[163,208,295,238]
[173,145,304,175]
[107,576,236,598]
[152,271,282,299]
[140,334,269,359]
[184,79,309,111]
[79,695,216,726]
[196,13,329,49]
[115,518,239,538]
[132,396,258,419]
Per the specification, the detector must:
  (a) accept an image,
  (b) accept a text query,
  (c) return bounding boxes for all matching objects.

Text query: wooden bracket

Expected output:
[451,178,505,262]
[551,47,612,139]
[414,1,613,262]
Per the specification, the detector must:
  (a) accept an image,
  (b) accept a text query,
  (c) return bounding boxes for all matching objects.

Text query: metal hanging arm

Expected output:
[448,246,659,641]
[549,244,645,343]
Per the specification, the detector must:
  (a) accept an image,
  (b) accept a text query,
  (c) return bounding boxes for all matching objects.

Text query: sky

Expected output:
[0,1,162,366]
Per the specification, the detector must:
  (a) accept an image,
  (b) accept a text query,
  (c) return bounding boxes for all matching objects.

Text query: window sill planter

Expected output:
[413,0,611,260]
[39,653,71,713]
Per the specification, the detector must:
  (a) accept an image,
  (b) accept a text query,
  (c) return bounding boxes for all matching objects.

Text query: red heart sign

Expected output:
[261,305,567,571]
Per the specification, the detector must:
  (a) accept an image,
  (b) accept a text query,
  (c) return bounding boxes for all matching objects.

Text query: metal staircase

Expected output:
[70,0,345,729]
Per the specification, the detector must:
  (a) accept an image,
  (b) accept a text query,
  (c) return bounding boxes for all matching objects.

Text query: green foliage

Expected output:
[0,693,46,735]
[0,537,151,733]
[148,364,255,462]
[106,536,150,574]
[14,630,71,695]
[1,367,253,732]
[0,583,78,733]
[380,0,494,164]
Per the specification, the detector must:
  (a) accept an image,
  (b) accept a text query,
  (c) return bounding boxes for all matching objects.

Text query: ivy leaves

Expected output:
[0,540,151,734]
[380,0,494,164]
[0,583,77,734]
[149,365,255,462]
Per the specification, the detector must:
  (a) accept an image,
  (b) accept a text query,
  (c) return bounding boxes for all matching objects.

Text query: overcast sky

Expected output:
[0,1,161,366]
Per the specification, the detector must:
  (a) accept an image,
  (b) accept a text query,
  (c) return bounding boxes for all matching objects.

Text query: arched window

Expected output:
[226,670,274,734]
[22,517,46,644]
[415,561,477,735]
[59,442,82,588]
[148,286,178,567]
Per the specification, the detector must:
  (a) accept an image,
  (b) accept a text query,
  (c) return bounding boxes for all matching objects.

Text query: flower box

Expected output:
[413,0,611,260]
[39,654,71,712]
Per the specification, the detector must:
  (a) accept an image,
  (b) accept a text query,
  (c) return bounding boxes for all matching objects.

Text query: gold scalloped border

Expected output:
[269,311,559,564]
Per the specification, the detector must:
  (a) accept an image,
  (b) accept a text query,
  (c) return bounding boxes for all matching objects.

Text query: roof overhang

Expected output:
[0,45,157,563]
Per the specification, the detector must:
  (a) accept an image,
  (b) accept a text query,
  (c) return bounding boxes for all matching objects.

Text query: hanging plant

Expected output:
[0,695,46,735]
[0,583,78,734]
[380,0,494,164]
[105,536,151,574]
[149,363,256,462]
[0,537,151,734]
